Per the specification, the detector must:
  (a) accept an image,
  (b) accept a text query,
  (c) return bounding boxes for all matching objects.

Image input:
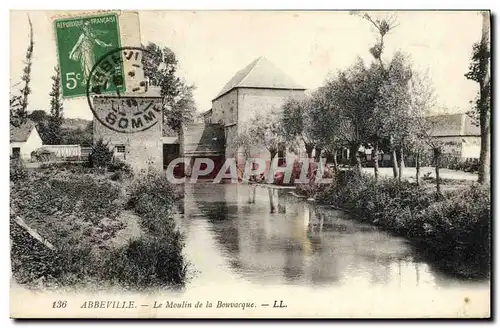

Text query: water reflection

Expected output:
[175,183,487,290]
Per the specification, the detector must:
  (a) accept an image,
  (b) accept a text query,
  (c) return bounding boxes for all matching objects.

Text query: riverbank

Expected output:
[297,172,490,279]
[10,163,187,290]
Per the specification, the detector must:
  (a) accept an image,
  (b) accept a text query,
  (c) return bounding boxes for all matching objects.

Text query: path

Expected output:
[361,166,478,181]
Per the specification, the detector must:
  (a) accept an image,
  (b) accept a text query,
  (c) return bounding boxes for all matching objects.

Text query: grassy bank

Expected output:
[10,163,186,290]
[302,172,491,279]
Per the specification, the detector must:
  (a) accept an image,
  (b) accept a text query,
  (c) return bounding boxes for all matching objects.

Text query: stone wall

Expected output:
[236,88,305,131]
[93,114,163,172]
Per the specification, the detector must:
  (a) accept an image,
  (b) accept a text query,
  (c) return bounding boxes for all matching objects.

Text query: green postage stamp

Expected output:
[54,13,124,98]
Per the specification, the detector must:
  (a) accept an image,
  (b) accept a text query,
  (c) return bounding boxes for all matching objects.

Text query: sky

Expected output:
[10,10,484,120]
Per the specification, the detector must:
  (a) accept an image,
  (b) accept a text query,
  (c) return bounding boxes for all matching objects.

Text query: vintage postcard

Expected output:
[9,10,491,318]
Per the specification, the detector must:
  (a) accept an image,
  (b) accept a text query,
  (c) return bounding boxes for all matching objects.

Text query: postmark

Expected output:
[87,46,161,133]
[54,12,123,98]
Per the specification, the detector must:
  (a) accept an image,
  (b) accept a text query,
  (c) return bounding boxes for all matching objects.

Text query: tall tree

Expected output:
[320,58,380,173]
[142,42,196,133]
[282,97,318,158]
[10,15,34,127]
[465,11,491,184]
[353,11,400,179]
[46,66,64,144]
[308,87,345,173]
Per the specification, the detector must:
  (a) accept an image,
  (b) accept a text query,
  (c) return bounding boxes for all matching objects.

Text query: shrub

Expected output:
[448,158,480,173]
[10,159,28,182]
[415,185,490,276]
[88,138,114,169]
[127,171,178,221]
[99,234,187,289]
[108,158,133,177]
[38,161,96,174]
[118,170,187,288]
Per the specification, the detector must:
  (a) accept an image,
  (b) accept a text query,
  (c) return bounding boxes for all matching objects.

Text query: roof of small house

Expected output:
[213,56,305,101]
[426,113,480,137]
[10,121,37,142]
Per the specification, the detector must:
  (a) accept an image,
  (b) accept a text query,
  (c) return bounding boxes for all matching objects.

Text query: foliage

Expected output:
[28,110,48,123]
[447,158,480,173]
[88,138,114,169]
[114,170,187,288]
[142,42,196,132]
[126,171,179,225]
[11,172,122,227]
[108,158,133,175]
[233,109,287,159]
[10,159,28,182]
[59,122,93,146]
[44,66,64,145]
[281,98,318,157]
[100,233,187,288]
[10,170,187,289]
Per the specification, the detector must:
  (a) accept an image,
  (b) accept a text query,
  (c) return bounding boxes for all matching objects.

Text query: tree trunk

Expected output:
[478,11,491,185]
[434,148,442,199]
[349,143,362,173]
[332,150,339,174]
[373,143,379,182]
[398,148,404,181]
[305,144,314,159]
[314,147,322,162]
[391,149,399,179]
[478,111,491,184]
[277,148,286,166]
[269,149,277,163]
[415,151,421,186]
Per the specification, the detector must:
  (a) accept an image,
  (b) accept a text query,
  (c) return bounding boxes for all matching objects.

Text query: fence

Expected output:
[34,145,92,162]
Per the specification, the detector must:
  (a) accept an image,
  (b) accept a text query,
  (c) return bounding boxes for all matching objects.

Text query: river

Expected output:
[171,183,490,318]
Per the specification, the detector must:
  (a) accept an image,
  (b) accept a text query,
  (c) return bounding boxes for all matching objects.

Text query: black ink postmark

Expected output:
[86,46,161,133]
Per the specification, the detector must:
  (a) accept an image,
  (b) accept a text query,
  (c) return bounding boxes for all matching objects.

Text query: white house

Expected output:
[10,121,43,160]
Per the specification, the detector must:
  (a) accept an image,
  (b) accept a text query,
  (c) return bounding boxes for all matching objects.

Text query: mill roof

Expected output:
[213,56,305,101]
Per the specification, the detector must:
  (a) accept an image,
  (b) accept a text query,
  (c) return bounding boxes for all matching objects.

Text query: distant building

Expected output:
[202,109,212,123]
[426,113,481,159]
[206,56,306,160]
[10,121,43,160]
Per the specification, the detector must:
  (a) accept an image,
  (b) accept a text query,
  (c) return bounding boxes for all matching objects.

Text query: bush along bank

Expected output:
[100,171,187,289]
[314,172,491,279]
[10,166,187,290]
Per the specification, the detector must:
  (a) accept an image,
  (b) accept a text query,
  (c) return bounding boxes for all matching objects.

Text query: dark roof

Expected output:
[426,113,480,137]
[10,121,36,142]
[213,57,305,101]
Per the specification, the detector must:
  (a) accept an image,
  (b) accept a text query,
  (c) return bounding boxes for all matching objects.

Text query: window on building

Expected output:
[115,145,126,153]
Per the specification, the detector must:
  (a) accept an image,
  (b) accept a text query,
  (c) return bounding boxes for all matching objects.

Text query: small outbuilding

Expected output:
[10,121,43,160]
